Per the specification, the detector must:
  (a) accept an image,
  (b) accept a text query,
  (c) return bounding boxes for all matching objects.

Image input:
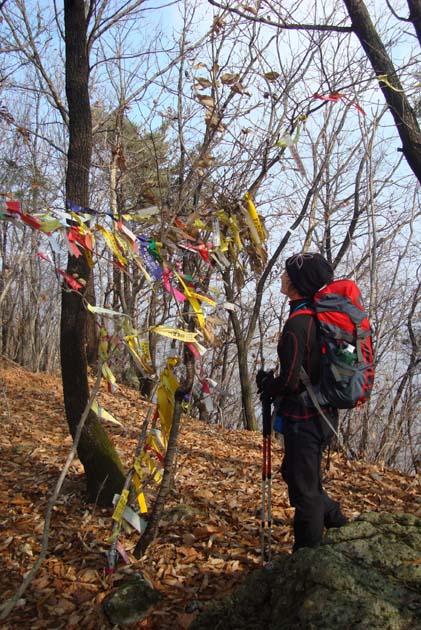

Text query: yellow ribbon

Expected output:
[134,457,145,481]
[193,218,207,229]
[229,215,243,251]
[244,192,266,243]
[91,400,123,426]
[149,428,166,452]
[140,340,152,362]
[156,361,180,440]
[122,206,160,220]
[98,328,109,361]
[377,75,404,92]
[112,489,129,524]
[102,363,117,390]
[146,433,164,460]
[84,248,94,269]
[96,225,127,266]
[137,492,148,513]
[125,335,155,375]
[86,303,124,318]
[241,204,261,246]
[187,290,217,307]
[175,273,206,328]
[131,474,148,513]
[113,231,131,257]
[69,211,85,226]
[152,325,198,342]
[132,257,153,284]
[40,218,62,233]
[219,234,229,253]
[138,451,163,483]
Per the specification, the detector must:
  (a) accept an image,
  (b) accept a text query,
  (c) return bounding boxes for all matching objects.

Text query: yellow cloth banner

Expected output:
[97,225,127,266]
[112,489,129,524]
[152,325,198,342]
[244,192,266,243]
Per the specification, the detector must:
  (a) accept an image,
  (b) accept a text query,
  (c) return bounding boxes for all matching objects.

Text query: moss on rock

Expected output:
[190,512,421,630]
[102,574,161,626]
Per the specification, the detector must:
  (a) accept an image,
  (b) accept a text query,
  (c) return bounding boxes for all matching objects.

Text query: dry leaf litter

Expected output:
[0,358,419,629]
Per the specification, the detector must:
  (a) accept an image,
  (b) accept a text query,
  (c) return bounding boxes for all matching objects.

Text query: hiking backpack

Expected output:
[290,279,376,410]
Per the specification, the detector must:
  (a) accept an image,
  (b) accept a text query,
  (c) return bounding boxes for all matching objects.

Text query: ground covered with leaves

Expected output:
[0,357,420,629]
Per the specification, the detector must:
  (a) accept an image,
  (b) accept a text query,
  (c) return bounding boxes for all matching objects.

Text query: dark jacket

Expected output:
[265,299,323,420]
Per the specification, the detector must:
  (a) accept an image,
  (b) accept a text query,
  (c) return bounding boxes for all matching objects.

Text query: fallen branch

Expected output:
[0,361,104,620]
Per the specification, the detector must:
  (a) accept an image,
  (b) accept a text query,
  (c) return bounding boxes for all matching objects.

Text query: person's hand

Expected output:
[256,369,274,393]
[260,389,273,404]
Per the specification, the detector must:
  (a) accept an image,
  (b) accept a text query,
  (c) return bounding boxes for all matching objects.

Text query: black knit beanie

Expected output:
[285,252,333,297]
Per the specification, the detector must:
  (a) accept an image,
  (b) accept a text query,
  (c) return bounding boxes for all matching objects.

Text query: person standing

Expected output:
[257,253,347,552]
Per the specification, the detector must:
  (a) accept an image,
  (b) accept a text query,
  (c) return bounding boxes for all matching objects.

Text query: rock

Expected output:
[165,503,204,521]
[189,512,421,630]
[102,573,161,626]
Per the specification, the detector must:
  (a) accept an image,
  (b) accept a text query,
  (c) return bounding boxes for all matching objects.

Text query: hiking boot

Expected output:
[325,513,348,529]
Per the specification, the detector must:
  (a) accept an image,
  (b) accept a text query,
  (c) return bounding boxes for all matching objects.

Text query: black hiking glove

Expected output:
[256,369,274,394]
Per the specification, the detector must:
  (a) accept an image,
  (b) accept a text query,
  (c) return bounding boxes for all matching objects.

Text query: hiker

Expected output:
[256,252,348,552]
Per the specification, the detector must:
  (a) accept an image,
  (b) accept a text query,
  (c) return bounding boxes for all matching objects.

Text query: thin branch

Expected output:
[207,0,352,33]
[0,362,104,621]
[385,0,410,22]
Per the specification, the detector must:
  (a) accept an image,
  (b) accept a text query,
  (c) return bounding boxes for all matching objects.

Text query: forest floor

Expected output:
[0,357,420,630]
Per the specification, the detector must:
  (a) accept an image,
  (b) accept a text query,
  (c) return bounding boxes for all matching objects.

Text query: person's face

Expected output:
[281,270,293,297]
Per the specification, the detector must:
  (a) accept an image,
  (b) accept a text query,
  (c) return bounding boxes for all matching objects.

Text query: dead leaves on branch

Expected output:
[264,71,280,82]
[0,359,420,629]
[194,77,213,90]
[220,72,240,85]
[195,94,216,109]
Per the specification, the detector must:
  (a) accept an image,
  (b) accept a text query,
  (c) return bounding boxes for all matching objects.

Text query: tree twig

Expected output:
[0,362,104,621]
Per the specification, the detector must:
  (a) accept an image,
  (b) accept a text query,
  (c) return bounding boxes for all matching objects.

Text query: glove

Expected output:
[260,389,273,404]
[256,369,274,394]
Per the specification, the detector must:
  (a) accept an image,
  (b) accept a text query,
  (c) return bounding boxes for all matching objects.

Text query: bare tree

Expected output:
[61,0,125,505]
[342,0,421,184]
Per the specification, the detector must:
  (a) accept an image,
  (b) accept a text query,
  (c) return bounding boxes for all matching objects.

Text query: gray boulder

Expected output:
[102,573,161,626]
[190,512,421,630]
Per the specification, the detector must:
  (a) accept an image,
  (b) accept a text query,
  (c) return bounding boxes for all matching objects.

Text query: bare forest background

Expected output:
[0,0,420,483]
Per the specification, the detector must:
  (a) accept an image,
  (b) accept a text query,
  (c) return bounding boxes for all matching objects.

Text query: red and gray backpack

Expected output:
[290,279,375,412]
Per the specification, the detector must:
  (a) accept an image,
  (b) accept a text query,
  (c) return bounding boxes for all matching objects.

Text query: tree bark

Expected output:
[61,0,125,506]
[408,0,421,47]
[342,0,421,184]
[222,269,257,431]
[85,275,99,366]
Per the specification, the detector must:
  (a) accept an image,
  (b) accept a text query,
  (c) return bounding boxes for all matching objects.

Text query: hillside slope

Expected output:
[0,358,419,629]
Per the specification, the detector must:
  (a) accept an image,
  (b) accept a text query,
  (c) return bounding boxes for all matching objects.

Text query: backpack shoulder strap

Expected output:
[300,368,341,442]
[288,308,315,320]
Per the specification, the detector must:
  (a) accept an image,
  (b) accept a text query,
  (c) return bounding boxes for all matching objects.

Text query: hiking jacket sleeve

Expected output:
[263,312,317,399]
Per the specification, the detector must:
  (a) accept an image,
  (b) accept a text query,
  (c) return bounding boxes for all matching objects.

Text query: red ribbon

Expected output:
[313,92,366,116]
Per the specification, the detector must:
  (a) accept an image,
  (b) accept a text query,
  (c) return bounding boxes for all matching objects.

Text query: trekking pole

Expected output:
[260,428,267,564]
[261,395,272,564]
[267,422,272,562]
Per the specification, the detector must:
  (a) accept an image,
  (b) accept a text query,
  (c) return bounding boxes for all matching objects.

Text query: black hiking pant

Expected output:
[281,413,346,552]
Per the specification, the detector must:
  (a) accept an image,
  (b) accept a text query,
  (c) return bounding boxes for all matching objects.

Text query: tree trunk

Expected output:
[85,274,99,366]
[408,0,421,47]
[342,0,421,184]
[223,270,257,431]
[61,0,125,506]
[236,329,257,430]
